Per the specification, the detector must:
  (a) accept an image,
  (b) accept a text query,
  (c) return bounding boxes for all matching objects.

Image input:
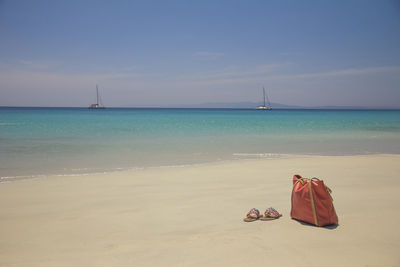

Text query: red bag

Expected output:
[291,174,338,226]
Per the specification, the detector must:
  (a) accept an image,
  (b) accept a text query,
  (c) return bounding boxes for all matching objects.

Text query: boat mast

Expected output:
[96,84,99,106]
[263,87,266,107]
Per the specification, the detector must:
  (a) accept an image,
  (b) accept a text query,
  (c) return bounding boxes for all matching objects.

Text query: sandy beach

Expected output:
[1,154,400,266]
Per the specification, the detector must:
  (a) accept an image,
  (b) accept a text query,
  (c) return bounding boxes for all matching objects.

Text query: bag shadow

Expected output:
[292,218,339,230]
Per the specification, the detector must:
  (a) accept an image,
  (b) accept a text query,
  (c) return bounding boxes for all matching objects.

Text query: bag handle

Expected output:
[294,176,333,194]
[294,177,310,186]
[311,177,333,194]
[311,177,334,200]
[294,176,318,186]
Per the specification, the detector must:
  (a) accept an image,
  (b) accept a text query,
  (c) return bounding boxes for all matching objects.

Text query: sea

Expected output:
[1,107,400,181]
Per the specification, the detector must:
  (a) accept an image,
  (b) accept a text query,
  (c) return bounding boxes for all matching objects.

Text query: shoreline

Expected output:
[2,152,398,183]
[1,154,400,266]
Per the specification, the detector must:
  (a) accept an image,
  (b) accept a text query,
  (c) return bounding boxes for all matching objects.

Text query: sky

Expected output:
[0,0,400,108]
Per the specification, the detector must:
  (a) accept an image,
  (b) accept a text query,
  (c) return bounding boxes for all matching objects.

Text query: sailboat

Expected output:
[257,86,272,110]
[89,85,105,109]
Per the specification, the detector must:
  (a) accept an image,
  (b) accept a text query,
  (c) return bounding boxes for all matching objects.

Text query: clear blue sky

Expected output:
[1,0,399,107]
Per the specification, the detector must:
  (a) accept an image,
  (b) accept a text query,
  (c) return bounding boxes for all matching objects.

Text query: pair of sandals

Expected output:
[243,207,282,222]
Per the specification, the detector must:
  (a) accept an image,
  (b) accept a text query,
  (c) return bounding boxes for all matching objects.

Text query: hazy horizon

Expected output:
[1,1,400,108]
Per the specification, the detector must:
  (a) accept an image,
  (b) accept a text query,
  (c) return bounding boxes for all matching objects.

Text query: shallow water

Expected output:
[1,107,399,179]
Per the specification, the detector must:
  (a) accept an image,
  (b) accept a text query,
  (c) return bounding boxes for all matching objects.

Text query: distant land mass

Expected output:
[166,102,300,109]
[157,102,399,109]
[123,102,298,109]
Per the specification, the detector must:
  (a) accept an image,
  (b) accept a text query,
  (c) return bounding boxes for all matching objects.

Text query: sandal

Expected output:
[260,207,282,221]
[243,208,261,222]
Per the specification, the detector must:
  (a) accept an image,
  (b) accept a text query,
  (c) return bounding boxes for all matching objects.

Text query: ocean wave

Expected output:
[0,166,147,183]
[363,126,400,132]
[233,153,292,159]
[0,122,23,126]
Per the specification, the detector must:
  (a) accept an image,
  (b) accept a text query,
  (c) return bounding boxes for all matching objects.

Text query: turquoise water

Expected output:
[1,107,400,179]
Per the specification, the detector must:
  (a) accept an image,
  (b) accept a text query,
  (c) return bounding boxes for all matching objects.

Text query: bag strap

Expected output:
[294,177,308,186]
[312,177,334,199]
[309,181,319,226]
[294,177,320,226]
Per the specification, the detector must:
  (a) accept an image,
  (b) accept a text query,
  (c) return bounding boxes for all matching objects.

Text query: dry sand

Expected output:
[1,154,400,266]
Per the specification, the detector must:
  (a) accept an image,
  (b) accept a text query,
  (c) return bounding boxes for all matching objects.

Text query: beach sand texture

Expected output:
[1,154,400,266]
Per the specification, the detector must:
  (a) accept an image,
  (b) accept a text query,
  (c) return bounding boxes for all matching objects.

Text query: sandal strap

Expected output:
[264,207,281,218]
[247,208,260,218]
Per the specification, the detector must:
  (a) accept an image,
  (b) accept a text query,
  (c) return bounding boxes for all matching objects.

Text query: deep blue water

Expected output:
[1,107,400,179]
